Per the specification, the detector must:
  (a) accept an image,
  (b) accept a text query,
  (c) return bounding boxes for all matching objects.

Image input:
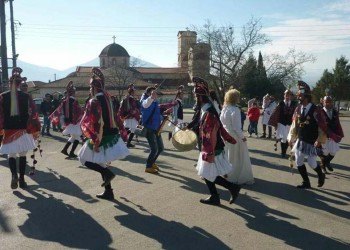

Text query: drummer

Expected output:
[168,85,184,140]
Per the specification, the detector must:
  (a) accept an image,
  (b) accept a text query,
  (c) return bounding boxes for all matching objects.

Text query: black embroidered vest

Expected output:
[96,95,119,136]
[279,100,297,126]
[1,91,29,129]
[297,104,318,144]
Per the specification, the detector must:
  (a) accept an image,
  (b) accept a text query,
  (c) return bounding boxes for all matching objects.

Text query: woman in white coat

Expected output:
[220,89,254,185]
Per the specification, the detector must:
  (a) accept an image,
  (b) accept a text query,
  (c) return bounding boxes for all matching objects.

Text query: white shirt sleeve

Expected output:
[231,107,244,139]
[142,97,154,109]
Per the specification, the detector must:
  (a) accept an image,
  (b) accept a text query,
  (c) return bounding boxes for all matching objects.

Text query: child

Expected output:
[247,103,260,137]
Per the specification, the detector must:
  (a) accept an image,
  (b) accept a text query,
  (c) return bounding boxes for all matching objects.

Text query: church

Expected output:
[30,30,211,105]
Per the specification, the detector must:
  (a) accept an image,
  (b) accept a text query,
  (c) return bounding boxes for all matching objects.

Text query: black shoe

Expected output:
[101,169,115,187]
[229,184,241,204]
[200,195,220,206]
[297,182,311,189]
[126,143,135,148]
[11,176,18,189]
[317,172,325,187]
[96,189,114,200]
[46,133,52,136]
[19,179,28,189]
[52,128,58,132]
[325,162,333,172]
[68,153,77,158]
[61,150,69,156]
[260,134,266,138]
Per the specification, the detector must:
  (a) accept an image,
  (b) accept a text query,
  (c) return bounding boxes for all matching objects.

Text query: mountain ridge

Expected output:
[13,57,159,82]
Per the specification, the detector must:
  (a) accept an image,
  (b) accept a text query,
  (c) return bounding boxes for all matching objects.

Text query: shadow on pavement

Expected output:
[244,178,350,219]
[226,194,350,249]
[114,197,231,250]
[14,190,114,249]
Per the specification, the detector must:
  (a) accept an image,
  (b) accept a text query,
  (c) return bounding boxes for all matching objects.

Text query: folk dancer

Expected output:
[119,84,140,148]
[50,81,84,158]
[140,86,175,174]
[78,68,129,200]
[0,67,41,189]
[268,88,297,158]
[319,95,344,173]
[191,77,241,205]
[287,80,328,189]
[40,93,53,136]
[260,94,277,138]
[168,85,184,140]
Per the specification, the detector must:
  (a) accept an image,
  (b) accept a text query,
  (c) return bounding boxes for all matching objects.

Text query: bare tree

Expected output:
[104,58,144,101]
[194,17,270,100]
[264,48,316,87]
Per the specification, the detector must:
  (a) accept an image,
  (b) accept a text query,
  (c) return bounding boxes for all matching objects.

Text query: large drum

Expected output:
[171,123,197,152]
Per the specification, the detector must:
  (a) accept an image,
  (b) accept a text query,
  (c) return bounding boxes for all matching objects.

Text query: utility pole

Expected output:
[9,0,17,68]
[0,0,9,87]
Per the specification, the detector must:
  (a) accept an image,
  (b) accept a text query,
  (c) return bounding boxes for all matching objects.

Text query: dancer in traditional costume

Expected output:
[191,77,241,206]
[78,68,129,200]
[119,84,140,148]
[268,88,297,158]
[168,85,184,140]
[220,89,254,185]
[0,67,41,189]
[287,81,328,189]
[260,94,277,138]
[50,81,84,158]
[319,95,344,173]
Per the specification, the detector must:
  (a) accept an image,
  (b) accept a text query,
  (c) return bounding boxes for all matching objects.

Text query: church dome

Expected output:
[99,43,130,57]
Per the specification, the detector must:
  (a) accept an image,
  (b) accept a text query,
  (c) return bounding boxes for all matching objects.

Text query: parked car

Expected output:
[339,107,346,111]
[33,98,43,115]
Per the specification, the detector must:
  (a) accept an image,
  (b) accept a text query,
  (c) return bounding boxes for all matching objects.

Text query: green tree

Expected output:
[312,69,334,103]
[332,56,350,108]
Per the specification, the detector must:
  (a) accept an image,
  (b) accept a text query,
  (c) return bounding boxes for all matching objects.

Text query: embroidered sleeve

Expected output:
[80,98,102,145]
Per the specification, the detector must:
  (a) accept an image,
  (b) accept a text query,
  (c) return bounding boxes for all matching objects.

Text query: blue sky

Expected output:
[4,0,350,84]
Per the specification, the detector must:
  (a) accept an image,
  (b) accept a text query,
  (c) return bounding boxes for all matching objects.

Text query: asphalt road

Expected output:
[1,113,349,250]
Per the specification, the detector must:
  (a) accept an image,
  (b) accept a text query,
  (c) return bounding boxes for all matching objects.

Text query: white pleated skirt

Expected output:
[276,123,290,143]
[196,151,233,182]
[62,124,82,136]
[0,132,36,154]
[78,137,129,166]
[124,118,139,132]
[322,139,340,155]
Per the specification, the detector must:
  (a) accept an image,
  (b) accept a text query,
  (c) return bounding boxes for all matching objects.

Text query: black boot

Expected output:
[69,140,79,158]
[260,125,266,138]
[200,194,220,205]
[9,157,18,189]
[101,168,115,187]
[268,126,272,139]
[19,156,28,188]
[201,179,220,205]
[61,141,72,156]
[314,165,325,187]
[281,142,288,158]
[96,188,114,200]
[297,165,311,189]
[214,176,241,204]
[319,155,328,174]
[126,133,135,148]
[325,155,334,172]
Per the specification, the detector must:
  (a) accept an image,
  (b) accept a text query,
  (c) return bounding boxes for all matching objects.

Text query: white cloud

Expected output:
[322,0,350,13]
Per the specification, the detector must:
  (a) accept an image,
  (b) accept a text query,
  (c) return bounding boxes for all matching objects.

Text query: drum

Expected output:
[171,123,197,152]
